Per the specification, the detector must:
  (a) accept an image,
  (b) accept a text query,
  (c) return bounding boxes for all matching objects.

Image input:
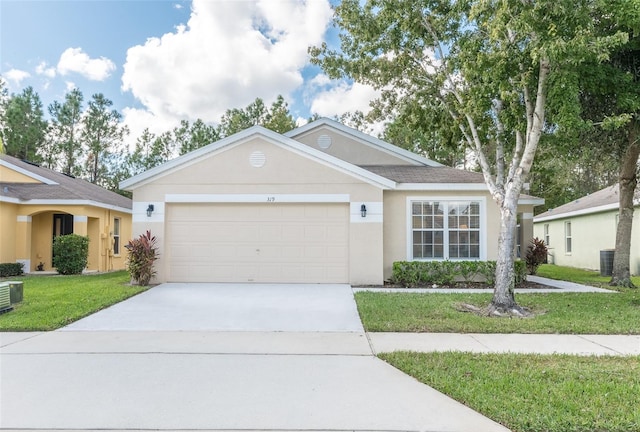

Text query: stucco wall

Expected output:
[291,126,418,166]
[534,209,640,274]
[0,202,18,263]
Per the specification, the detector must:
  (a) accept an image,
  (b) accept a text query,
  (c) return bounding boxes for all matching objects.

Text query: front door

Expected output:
[52,213,74,265]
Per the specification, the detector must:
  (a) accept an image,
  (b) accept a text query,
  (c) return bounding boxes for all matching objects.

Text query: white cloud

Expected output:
[35,61,56,78]
[64,81,77,92]
[57,47,116,81]
[309,77,381,118]
[121,0,333,125]
[3,69,31,88]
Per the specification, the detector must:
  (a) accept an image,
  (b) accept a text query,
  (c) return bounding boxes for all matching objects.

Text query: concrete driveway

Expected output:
[0,283,510,432]
[62,282,364,332]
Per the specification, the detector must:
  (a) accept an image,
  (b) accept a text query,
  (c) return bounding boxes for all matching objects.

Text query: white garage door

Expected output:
[166,203,349,283]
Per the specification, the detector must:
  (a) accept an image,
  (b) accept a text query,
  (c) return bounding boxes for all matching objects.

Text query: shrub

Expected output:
[525,237,548,275]
[125,230,158,286]
[52,234,89,275]
[0,262,24,277]
[391,260,527,287]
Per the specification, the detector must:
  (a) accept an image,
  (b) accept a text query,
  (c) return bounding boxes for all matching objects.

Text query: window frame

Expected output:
[407,196,487,261]
[113,217,121,256]
[564,221,572,254]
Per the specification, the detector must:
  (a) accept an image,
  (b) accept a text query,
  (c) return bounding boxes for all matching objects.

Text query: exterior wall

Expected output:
[534,208,640,274]
[130,138,385,284]
[1,204,131,272]
[0,164,41,183]
[382,191,530,281]
[291,126,418,166]
[0,202,19,263]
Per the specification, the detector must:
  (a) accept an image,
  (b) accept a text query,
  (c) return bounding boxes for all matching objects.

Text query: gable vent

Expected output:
[249,151,266,168]
[317,134,332,149]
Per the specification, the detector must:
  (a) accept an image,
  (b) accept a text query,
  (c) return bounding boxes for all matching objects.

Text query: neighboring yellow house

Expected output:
[534,184,640,274]
[0,154,132,273]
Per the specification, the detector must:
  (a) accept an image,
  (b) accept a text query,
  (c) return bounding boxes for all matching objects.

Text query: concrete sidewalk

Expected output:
[368,332,640,356]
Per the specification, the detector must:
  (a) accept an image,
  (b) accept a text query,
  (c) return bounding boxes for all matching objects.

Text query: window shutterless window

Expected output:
[410,200,482,260]
[544,223,550,246]
[564,221,572,254]
[113,218,121,255]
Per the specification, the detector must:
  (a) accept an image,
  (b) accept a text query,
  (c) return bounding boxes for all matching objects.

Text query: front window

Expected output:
[113,218,121,255]
[564,221,572,254]
[411,200,481,259]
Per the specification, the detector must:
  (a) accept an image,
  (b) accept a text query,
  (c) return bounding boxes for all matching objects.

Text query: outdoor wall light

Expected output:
[361,204,367,218]
[146,204,155,217]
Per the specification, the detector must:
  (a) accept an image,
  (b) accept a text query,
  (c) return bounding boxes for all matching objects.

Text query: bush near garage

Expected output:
[52,234,89,275]
[125,230,159,286]
[391,260,527,287]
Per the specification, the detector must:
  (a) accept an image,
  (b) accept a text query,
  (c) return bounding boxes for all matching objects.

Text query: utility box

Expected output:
[0,283,13,314]
[600,249,615,276]
[8,281,23,304]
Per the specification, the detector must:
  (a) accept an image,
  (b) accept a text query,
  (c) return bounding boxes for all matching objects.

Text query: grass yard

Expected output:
[0,271,146,331]
[381,351,640,432]
[537,264,640,289]
[356,290,640,333]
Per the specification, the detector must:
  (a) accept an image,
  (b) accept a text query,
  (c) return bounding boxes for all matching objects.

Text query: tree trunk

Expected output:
[611,120,640,288]
[489,198,528,315]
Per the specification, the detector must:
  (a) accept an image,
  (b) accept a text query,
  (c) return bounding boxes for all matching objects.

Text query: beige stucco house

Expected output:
[121,118,542,285]
[0,154,132,273]
[534,184,640,274]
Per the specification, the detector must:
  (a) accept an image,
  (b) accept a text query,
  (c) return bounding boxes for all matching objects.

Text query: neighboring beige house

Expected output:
[534,184,640,274]
[121,118,543,285]
[0,154,132,273]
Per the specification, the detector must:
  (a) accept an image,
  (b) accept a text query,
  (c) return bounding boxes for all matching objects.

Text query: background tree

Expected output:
[48,88,84,176]
[311,0,627,314]
[2,86,47,161]
[82,93,127,187]
[0,77,8,154]
[219,96,296,137]
[175,119,220,155]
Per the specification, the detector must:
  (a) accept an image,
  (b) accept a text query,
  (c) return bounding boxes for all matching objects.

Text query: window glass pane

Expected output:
[424,246,433,258]
[459,231,469,244]
[425,231,433,244]
[434,245,443,258]
[412,216,422,229]
[412,202,422,215]
[459,244,470,257]
[424,216,433,229]
[448,215,457,228]
[114,219,120,235]
[413,231,422,244]
[424,203,433,215]
[459,215,469,229]
[449,231,459,244]
[470,245,480,258]
[413,245,422,258]
[434,231,443,244]
[449,244,459,258]
[470,202,480,215]
[470,216,480,229]
[470,231,480,244]
[434,215,444,228]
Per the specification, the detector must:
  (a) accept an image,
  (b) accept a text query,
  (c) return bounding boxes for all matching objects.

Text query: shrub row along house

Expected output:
[534,184,640,274]
[121,118,543,285]
[0,154,132,273]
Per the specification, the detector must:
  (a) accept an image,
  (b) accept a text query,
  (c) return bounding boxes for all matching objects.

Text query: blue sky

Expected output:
[1,0,380,142]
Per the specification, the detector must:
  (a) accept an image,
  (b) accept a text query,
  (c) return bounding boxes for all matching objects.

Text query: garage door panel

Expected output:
[166,203,349,283]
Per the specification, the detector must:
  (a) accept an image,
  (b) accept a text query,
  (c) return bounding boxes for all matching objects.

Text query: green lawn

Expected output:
[537,264,640,289]
[0,271,146,331]
[356,290,640,334]
[381,351,640,432]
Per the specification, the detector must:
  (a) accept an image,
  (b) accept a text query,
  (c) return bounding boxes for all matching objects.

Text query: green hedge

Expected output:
[0,262,24,278]
[53,234,89,275]
[391,260,527,287]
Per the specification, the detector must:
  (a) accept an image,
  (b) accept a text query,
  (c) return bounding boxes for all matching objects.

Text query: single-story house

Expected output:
[0,154,132,273]
[534,184,640,274]
[121,118,542,285]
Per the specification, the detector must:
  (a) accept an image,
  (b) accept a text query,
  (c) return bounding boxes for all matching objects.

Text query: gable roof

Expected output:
[534,184,639,222]
[120,125,397,191]
[284,117,443,167]
[361,165,486,184]
[0,154,132,212]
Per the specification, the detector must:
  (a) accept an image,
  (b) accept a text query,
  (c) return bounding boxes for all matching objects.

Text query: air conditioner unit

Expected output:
[0,283,13,314]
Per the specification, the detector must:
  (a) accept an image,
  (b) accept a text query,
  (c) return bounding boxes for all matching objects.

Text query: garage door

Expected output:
[166,203,349,283]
